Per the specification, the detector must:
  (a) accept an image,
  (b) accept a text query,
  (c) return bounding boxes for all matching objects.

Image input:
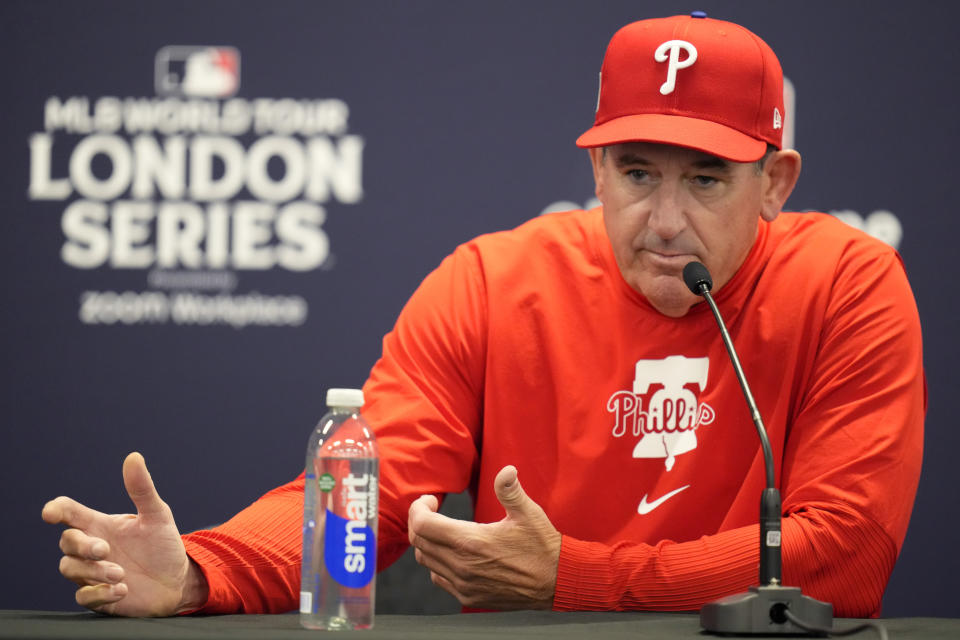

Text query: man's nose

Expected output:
[647,182,688,240]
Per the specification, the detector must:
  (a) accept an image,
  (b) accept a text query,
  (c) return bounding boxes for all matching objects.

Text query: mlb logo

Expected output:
[155,46,240,98]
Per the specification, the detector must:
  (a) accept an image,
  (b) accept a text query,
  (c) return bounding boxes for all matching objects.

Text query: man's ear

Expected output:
[759,149,802,222]
[588,147,606,201]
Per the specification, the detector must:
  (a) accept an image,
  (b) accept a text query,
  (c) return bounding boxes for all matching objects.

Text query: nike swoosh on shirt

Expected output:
[637,485,691,515]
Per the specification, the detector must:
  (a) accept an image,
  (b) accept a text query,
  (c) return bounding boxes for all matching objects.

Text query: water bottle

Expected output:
[300,388,379,630]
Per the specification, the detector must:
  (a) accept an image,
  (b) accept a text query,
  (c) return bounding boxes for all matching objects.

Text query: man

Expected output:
[42,13,924,617]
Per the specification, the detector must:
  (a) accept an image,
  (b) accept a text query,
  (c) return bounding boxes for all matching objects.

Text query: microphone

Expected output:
[683,261,833,636]
[682,260,712,294]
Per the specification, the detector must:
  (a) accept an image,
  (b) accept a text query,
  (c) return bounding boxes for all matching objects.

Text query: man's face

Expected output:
[591,142,775,317]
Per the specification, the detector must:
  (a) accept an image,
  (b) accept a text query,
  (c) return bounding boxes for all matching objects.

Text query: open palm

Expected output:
[42,452,202,616]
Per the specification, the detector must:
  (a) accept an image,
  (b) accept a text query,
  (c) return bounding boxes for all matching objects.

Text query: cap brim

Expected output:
[575,113,769,162]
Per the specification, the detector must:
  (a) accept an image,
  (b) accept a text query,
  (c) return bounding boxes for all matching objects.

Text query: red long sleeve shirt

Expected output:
[184,209,924,617]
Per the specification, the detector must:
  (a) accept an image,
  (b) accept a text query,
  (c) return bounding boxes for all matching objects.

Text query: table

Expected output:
[3,610,959,639]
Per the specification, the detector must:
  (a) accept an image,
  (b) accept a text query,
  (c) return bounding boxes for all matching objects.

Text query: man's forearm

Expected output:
[553,503,896,617]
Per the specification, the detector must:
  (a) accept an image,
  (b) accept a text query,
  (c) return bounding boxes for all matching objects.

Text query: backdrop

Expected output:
[2,0,956,618]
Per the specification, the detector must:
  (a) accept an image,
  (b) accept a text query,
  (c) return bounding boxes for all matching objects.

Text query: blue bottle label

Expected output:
[323,472,376,588]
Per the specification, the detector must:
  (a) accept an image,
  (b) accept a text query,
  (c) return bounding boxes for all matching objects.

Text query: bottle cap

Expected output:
[326,388,364,408]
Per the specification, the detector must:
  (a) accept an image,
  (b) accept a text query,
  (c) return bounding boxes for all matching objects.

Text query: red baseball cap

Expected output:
[576,12,785,162]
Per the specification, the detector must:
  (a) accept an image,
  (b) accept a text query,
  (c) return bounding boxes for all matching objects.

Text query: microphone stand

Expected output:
[684,262,833,635]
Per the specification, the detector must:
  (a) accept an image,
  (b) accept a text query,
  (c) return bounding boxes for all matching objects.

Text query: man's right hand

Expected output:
[41,452,208,616]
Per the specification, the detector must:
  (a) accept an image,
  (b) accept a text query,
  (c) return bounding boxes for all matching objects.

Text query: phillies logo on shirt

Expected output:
[607,355,716,471]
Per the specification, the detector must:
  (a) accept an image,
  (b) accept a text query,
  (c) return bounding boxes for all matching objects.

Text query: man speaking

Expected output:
[43,12,924,617]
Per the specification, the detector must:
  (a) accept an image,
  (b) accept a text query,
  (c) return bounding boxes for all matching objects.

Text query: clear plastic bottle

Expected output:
[300,388,379,630]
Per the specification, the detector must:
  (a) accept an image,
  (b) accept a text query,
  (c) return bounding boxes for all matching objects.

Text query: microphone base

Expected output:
[700,585,833,636]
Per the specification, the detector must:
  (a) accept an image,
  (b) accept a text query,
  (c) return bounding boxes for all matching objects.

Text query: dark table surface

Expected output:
[3,610,960,640]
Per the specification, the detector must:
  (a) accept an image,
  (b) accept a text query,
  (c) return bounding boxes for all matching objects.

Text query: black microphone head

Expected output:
[683,261,713,295]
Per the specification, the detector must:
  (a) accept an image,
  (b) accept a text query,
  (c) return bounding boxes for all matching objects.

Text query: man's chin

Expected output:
[638,278,699,317]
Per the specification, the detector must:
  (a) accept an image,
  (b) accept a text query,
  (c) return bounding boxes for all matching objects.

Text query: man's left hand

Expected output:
[407,465,562,610]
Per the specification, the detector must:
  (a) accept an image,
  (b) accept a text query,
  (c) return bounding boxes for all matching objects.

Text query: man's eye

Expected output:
[627,169,650,182]
[691,175,718,187]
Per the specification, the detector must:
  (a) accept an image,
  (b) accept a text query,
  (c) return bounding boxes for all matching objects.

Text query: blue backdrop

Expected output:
[2,0,956,617]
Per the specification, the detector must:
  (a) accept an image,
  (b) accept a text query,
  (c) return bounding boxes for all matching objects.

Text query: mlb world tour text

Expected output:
[26,96,366,327]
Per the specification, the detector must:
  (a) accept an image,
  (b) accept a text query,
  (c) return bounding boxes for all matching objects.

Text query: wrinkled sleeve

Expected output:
[183,478,304,613]
[181,245,489,613]
[553,249,925,617]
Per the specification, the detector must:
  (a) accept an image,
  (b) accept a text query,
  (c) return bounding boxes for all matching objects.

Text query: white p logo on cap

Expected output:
[654,40,698,95]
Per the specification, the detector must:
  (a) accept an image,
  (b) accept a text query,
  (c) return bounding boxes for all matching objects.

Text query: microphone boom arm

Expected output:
[698,284,780,586]
[698,287,775,490]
